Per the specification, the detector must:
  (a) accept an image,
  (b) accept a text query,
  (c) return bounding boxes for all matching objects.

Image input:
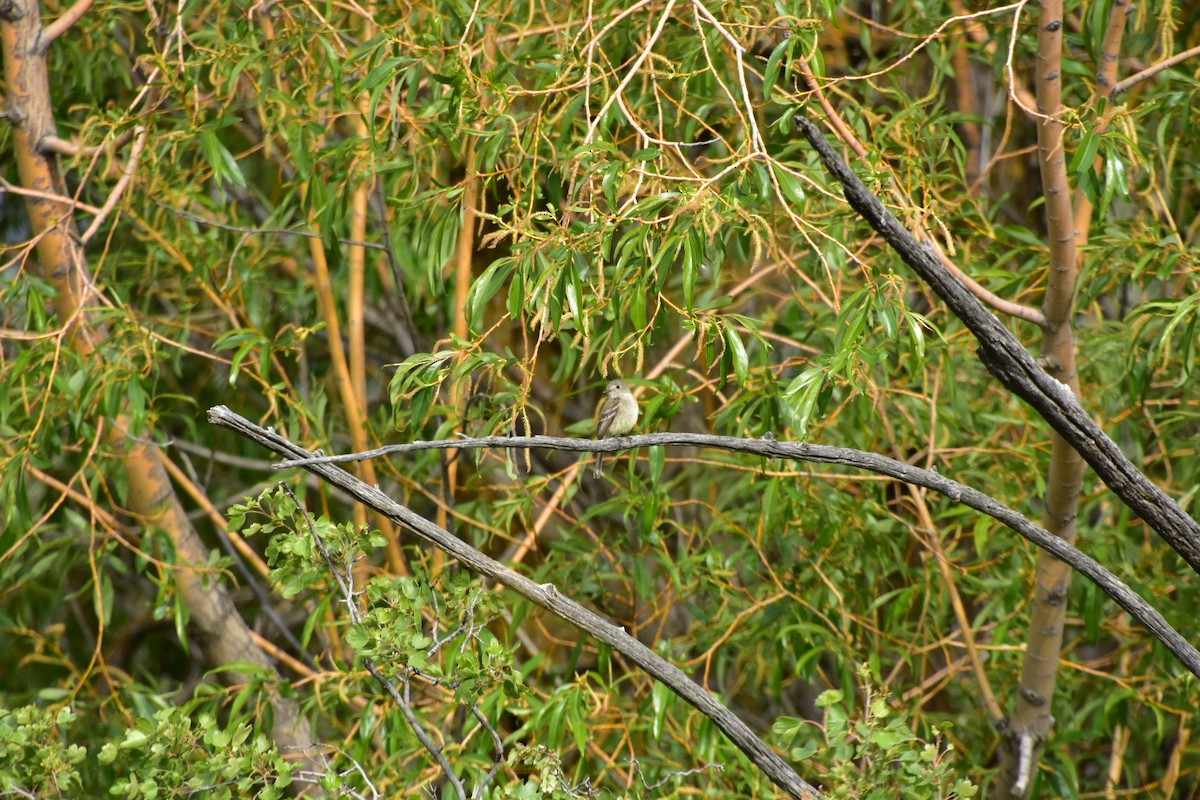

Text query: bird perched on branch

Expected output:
[593,379,638,478]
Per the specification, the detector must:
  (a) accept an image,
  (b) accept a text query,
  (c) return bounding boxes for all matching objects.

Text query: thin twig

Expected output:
[283,483,467,800]
[584,0,677,145]
[1114,43,1200,95]
[0,178,102,216]
[470,706,503,799]
[38,128,136,158]
[79,127,148,244]
[152,199,390,250]
[40,0,95,45]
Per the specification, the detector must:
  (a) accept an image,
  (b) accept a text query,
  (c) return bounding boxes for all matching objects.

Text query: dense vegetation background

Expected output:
[3,0,1199,797]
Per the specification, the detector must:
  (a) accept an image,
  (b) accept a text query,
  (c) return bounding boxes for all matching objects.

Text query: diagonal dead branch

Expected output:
[794,114,1200,577]
[208,406,823,800]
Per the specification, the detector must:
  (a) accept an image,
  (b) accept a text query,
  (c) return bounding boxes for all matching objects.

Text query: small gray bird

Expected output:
[593,379,639,478]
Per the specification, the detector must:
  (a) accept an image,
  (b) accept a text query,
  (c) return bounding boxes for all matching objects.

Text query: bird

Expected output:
[593,379,639,479]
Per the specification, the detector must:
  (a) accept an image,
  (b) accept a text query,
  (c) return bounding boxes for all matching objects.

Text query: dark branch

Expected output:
[208,406,823,800]
[794,114,1200,577]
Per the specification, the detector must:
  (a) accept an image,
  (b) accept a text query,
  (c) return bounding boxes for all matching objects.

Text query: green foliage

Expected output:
[95,707,294,800]
[4,0,1200,795]
[0,706,86,797]
[774,667,978,799]
[0,704,293,800]
[230,486,527,791]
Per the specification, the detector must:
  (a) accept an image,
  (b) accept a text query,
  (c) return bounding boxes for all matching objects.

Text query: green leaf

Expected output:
[468,258,515,331]
[773,165,807,205]
[762,35,794,98]
[648,444,665,482]
[1111,154,1131,200]
[1099,154,1119,219]
[723,322,749,384]
[783,366,827,437]
[563,260,582,323]
[96,570,114,627]
[199,129,247,188]
[1069,130,1101,176]
[681,233,700,310]
[631,287,647,329]
[905,310,927,359]
[346,626,370,650]
[119,729,151,751]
